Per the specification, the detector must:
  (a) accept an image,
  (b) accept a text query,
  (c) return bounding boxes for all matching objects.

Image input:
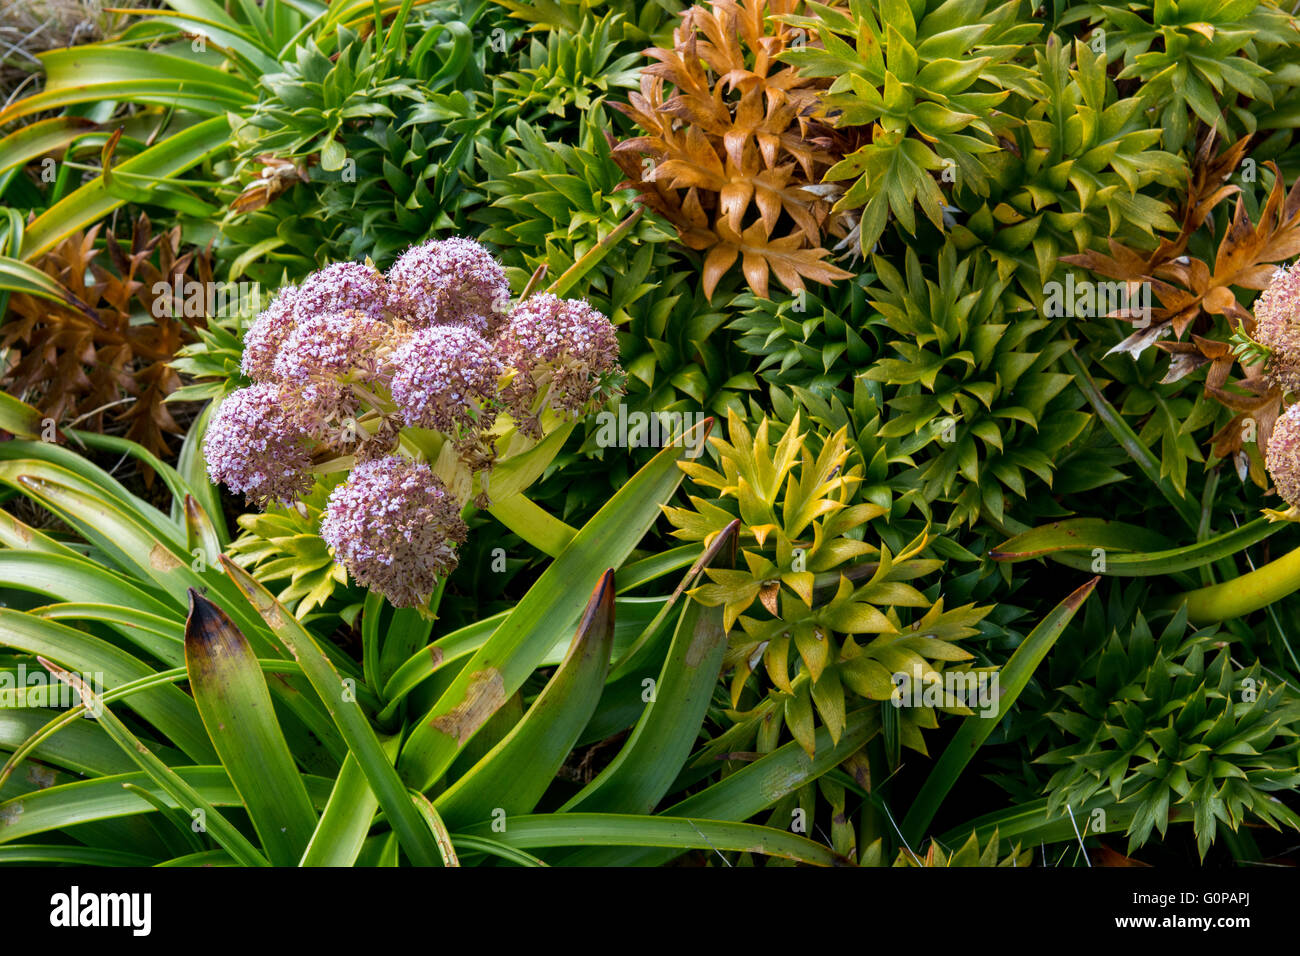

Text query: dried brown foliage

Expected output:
[1,214,207,465]
[1062,132,1300,461]
[610,0,854,299]
[229,155,312,215]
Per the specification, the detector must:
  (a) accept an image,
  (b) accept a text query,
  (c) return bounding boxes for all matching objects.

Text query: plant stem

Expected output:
[1171,546,1300,623]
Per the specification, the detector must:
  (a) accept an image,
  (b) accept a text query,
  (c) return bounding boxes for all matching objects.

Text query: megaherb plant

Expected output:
[3,0,1300,872]
[780,0,1041,254]
[0,0,394,257]
[1040,605,1300,860]
[0,0,507,300]
[202,237,624,608]
[664,409,995,758]
[219,5,507,277]
[494,12,641,121]
[171,234,646,612]
[0,389,863,866]
[1059,0,1300,155]
[1066,140,1300,493]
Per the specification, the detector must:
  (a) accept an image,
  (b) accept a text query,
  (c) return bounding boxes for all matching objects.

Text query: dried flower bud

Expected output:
[204,384,315,508]
[319,456,468,607]
[1267,403,1300,507]
[389,326,502,434]
[385,238,510,335]
[289,378,365,446]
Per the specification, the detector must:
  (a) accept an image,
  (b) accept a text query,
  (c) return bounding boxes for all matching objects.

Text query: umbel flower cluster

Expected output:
[1258,263,1300,509]
[204,238,621,606]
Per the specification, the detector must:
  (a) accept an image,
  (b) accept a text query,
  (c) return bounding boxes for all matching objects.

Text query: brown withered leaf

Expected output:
[705,217,849,299]
[611,0,852,299]
[1,214,208,469]
[229,155,311,214]
[1095,844,1151,867]
[1067,134,1300,468]
[1067,152,1300,340]
[1147,129,1250,267]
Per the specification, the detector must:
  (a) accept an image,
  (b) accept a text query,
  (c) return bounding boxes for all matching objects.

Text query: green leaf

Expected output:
[488,493,577,557]
[1170,546,1300,624]
[0,255,90,312]
[0,768,332,848]
[565,708,881,866]
[37,659,270,867]
[20,117,231,260]
[560,592,726,814]
[0,117,98,180]
[456,813,846,866]
[0,392,48,441]
[299,753,375,867]
[1061,349,1198,531]
[0,610,215,762]
[901,576,1098,844]
[437,571,615,827]
[398,419,708,790]
[989,518,1172,561]
[185,590,318,866]
[220,556,444,867]
[1010,518,1281,577]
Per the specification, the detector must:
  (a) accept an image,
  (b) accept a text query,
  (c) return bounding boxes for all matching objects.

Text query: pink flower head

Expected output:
[319,456,468,607]
[1255,264,1300,394]
[273,309,393,383]
[385,238,510,335]
[292,261,388,323]
[389,325,502,434]
[288,378,366,447]
[1267,403,1300,507]
[495,293,621,415]
[241,287,299,382]
[204,384,315,508]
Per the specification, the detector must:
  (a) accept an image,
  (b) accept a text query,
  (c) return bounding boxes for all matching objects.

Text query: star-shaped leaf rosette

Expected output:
[203,238,623,608]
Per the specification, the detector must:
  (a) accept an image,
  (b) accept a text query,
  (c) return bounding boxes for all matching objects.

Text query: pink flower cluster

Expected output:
[1259,264,1300,507]
[387,237,510,335]
[1255,263,1300,394]
[496,293,621,430]
[319,457,468,607]
[204,238,622,606]
[1267,404,1300,508]
[203,383,316,508]
[390,326,502,435]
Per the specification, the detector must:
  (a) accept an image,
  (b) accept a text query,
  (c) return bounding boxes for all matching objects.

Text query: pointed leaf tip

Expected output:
[1067,576,1101,609]
[184,587,244,656]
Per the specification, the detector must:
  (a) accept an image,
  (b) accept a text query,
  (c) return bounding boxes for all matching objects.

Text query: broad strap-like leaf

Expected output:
[185,590,318,866]
[221,556,444,867]
[398,419,710,790]
[900,576,1099,844]
[437,571,615,828]
[559,590,727,815]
